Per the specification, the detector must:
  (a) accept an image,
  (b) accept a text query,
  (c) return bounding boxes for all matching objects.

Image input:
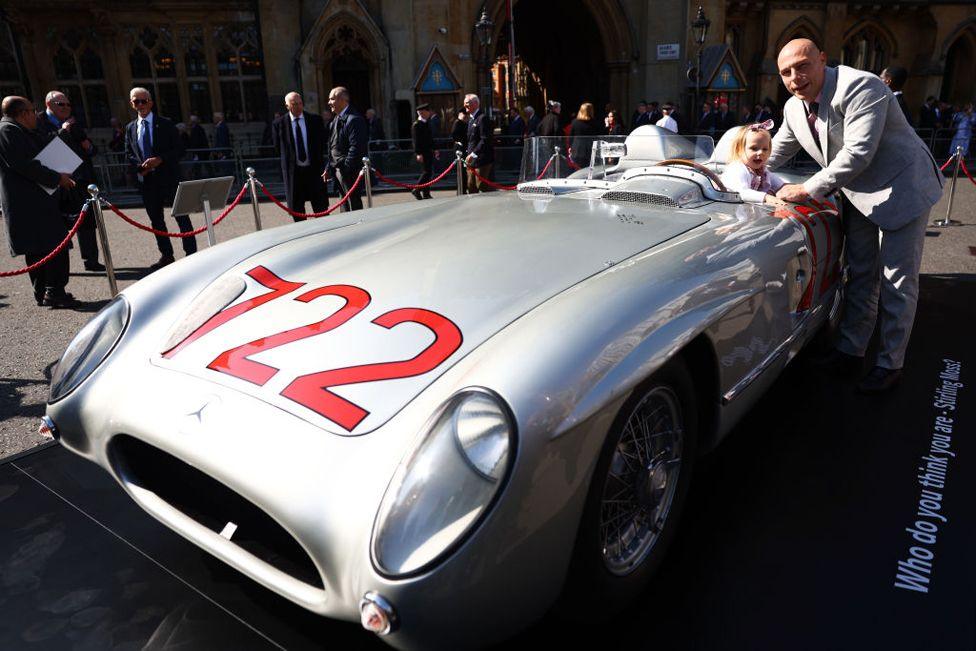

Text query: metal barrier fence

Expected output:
[90,128,970,204]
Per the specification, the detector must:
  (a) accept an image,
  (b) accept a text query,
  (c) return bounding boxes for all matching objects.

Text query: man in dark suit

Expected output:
[525,105,541,136]
[411,103,437,200]
[365,108,386,142]
[213,111,232,156]
[647,101,663,125]
[326,86,368,212]
[464,94,494,193]
[37,90,104,272]
[271,92,329,221]
[716,101,737,131]
[0,96,77,306]
[125,87,196,270]
[881,67,913,127]
[919,96,940,131]
[538,101,561,137]
[697,101,718,133]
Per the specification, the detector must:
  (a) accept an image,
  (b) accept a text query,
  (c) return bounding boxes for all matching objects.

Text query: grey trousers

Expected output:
[835,198,929,369]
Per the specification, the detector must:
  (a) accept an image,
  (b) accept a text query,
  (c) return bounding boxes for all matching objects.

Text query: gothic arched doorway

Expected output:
[942,29,976,104]
[480,0,633,120]
[332,51,371,114]
[298,1,392,128]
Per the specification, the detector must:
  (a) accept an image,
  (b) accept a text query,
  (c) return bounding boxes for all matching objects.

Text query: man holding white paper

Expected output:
[0,96,78,307]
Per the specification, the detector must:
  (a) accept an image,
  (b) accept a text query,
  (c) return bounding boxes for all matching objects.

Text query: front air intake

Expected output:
[108,435,323,590]
[601,190,680,208]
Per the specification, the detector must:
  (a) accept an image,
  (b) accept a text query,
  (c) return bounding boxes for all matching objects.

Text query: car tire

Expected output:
[560,356,699,617]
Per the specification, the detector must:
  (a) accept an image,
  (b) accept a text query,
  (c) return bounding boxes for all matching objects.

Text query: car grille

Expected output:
[517,185,554,197]
[108,435,324,590]
[600,190,679,208]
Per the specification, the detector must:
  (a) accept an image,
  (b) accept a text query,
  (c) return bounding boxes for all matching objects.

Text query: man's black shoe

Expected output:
[84,260,106,272]
[149,255,176,271]
[857,366,903,394]
[809,348,864,377]
[42,290,77,308]
[411,189,423,201]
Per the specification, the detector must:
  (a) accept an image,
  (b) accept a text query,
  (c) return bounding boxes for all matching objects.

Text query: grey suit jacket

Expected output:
[767,65,943,229]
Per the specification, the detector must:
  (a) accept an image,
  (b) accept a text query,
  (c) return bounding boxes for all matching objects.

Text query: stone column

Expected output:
[257,0,302,107]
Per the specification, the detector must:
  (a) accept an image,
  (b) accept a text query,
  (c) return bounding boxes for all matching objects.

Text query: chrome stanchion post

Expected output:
[362,157,373,208]
[86,184,118,298]
[246,167,263,231]
[201,196,217,246]
[933,146,963,227]
[455,150,465,196]
[554,146,562,177]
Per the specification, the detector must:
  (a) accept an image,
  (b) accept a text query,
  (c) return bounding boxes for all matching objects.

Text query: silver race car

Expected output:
[45,127,842,649]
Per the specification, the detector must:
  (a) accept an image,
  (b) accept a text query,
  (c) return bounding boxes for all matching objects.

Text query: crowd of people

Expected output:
[0,45,970,332]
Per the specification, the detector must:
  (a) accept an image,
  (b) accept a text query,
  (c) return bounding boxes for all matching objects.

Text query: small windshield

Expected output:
[519,128,716,185]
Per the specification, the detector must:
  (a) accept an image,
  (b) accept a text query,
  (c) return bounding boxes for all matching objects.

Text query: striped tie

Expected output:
[807,102,821,149]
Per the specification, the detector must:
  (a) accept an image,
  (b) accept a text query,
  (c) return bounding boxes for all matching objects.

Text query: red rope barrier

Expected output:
[0,206,88,278]
[960,159,976,187]
[373,160,457,190]
[107,185,248,237]
[260,170,364,218]
[466,164,517,191]
[565,155,582,171]
[940,156,955,172]
[535,155,555,180]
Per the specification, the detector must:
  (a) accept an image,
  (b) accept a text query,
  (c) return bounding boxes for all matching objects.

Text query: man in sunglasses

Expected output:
[0,96,77,306]
[37,90,104,272]
[124,87,196,270]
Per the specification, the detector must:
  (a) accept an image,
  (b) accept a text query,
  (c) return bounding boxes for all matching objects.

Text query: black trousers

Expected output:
[26,248,69,298]
[335,168,363,212]
[415,154,433,198]
[289,165,330,222]
[141,179,197,257]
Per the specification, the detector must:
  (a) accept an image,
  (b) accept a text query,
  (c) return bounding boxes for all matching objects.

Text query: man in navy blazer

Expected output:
[271,92,329,220]
[124,87,195,270]
[326,86,368,212]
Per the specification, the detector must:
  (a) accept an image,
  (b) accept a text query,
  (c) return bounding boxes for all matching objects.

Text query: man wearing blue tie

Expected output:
[124,87,196,270]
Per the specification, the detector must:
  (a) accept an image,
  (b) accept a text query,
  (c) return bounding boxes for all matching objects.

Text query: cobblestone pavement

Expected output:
[1,182,974,458]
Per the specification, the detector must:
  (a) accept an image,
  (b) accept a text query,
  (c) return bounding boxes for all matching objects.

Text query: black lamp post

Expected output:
[691,5,710,130]
[475,9,494,120]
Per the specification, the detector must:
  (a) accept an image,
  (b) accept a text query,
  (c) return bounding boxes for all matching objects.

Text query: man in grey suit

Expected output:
[769,39,944,393]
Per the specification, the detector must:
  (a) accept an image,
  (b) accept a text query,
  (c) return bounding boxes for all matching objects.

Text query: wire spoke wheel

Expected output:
[599,386,683,576]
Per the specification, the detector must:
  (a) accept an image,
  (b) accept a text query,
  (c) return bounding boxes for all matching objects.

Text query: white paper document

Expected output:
[34,136,82,195]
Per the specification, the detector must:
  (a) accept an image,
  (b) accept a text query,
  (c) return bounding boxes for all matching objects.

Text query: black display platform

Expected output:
[2,274,973,650]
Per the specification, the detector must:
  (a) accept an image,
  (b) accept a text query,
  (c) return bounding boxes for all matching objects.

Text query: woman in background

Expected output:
[949,102,974,158]
[569,102,598,168]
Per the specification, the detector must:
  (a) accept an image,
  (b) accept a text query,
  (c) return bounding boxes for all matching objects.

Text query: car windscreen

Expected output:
[520,128,716,184]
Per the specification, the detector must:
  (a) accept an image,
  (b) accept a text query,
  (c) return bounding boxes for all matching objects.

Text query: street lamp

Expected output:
[475,9,494,120]
[691,5,710,132]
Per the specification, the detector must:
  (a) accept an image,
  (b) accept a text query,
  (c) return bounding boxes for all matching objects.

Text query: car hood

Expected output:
[156,193,709,435]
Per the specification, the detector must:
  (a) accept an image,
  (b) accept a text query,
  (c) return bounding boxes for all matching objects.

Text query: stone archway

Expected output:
[477,0,635,116]
[298,0,391,120]
[941,23,976,104]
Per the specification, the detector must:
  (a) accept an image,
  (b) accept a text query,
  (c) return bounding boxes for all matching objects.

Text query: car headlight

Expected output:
[49,296,129,402]
[372,388,516,577]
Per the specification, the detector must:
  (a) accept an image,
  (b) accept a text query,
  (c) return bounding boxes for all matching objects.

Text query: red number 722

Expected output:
[162,265,463,431]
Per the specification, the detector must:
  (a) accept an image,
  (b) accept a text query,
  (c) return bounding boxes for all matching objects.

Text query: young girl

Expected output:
[720,120,787,205]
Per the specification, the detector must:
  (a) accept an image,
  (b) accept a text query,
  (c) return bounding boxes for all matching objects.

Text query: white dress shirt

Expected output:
[290,112,310,167]
[656,115,678,133]
[137,112,154,158]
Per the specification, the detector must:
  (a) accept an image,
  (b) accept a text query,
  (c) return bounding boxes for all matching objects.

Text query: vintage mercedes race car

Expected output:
[45,127,842,649]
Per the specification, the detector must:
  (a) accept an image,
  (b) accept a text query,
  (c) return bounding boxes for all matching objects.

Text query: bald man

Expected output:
[0,96,77,306]
[767,39,944,393]
[271,92,329,220]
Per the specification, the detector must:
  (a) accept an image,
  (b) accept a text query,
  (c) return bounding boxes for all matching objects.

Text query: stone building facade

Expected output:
[1,0,973,140]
